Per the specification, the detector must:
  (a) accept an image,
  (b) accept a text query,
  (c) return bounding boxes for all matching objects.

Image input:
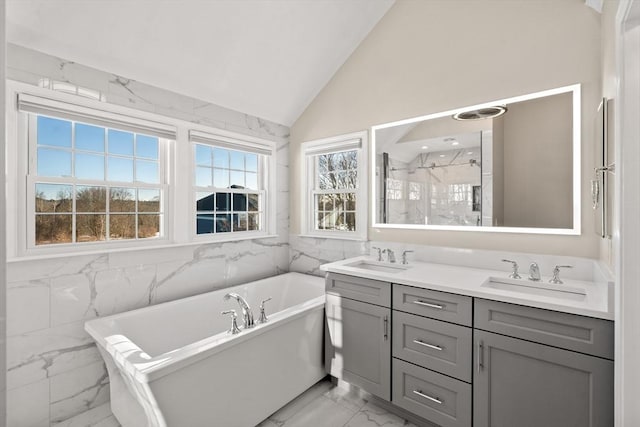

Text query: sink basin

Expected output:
[481,277,587,301]
[344,260,410,274]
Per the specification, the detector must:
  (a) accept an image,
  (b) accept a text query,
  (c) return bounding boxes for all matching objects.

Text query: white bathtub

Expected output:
[85,272,326,427]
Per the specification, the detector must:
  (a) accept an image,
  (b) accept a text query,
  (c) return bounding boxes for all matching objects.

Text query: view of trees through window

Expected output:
[33,114,163,246]
[314,150,357,231]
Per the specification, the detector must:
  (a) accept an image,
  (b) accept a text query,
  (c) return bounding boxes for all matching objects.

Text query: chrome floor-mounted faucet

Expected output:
[223,293,255,329]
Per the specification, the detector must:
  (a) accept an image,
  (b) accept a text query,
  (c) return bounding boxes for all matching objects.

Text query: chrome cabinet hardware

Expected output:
[549,265,573,284]
[258,297,272,323]
[413,390,442,404]
[412,300,444,310]
[383,316,389,340]
[477,341,484,372]
[501,259,521,279]
[401,250,414,265]
[413,339,443,351]
[221,309,241,334]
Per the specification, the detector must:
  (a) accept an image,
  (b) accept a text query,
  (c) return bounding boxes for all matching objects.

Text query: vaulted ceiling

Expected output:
[6,0,394,126]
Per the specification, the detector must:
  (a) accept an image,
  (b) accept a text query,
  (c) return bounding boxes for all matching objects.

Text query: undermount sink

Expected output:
[481,276,587,301]
[344,260,410,274]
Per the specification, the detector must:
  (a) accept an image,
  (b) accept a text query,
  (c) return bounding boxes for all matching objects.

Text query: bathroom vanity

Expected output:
[322,257,614,427]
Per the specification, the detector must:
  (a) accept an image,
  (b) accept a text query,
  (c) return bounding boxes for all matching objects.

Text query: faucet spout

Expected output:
[224,293,255,329]
[528,262,541,281]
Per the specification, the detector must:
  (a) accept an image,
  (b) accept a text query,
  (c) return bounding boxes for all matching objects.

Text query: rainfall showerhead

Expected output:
[452,106,507,121]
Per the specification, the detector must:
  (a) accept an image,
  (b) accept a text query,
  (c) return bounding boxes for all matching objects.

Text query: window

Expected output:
[301,131,367,240]
[386,178,404,200]
[18,92,175,250]
[190,130,274,239]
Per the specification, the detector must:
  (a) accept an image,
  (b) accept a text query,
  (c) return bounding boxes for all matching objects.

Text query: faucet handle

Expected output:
[401,250,414,265]
[221,310,241,334]
[372,246,382,261]
[501,259,521,279]
[258,297,272,324]
[550,265,573,284]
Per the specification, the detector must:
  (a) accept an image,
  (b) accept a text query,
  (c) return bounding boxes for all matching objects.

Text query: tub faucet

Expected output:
[223,293,255,329]
[528,262,541,281]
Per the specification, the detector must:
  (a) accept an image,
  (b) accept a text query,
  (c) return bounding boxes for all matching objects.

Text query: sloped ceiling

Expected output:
[6,0,394,126]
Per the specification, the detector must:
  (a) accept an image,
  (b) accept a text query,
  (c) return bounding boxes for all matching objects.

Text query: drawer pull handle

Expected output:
[413,390,442,404]
[383,316,389,341]
[413,300,444,309]
[413,339,443,351]
[478,341,484,372]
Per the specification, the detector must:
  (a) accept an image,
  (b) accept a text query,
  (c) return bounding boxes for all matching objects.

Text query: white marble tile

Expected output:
[93,265,156,317]
[279,396,356,427]
[323,384,368,413]
[7,378,50,427]
[346,401,417,427]
[52,401,117,427]
[7,321,99,390]
[268,379,334,424]
[153,256,227,304]
[8,253,109,282]
[7,279,50,336]
[51,273,96,327]
[50,361,110,423]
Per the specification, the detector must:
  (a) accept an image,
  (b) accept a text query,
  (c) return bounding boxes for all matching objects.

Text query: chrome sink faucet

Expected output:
[528,262,541,281]
[371,246,382,261]
[501,259,521,279]
[382,249,396,263]
[224,293,255,329]
[549,265,573,284]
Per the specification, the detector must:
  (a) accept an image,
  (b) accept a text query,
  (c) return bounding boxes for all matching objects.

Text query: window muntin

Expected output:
[312,150,358,232]
[194,143,264,235]
[31,114,165,246]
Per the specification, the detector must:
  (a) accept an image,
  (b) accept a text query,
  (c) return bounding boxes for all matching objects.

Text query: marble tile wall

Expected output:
[6,44,290,426]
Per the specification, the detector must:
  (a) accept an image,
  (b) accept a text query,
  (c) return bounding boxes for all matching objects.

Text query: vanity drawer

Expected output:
[475,299,614,359]
[393,311,472,382]
[326,273,391,307]
[393,284,472,326]
[392,358,471,427]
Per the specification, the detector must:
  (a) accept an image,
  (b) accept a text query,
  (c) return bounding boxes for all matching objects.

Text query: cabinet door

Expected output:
[474,330,613,427]
[325,294,391,400]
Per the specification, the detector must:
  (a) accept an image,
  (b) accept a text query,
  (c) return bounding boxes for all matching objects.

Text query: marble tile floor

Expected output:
[257,378,417,427]
[70,377,417,427]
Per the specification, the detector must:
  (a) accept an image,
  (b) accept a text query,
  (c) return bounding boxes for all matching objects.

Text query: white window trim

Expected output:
[6,80,277,259]
[300,131,368,241]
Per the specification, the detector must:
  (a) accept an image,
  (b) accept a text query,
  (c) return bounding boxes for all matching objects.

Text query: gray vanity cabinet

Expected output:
[474,299,614,427]
[324,274,391,400]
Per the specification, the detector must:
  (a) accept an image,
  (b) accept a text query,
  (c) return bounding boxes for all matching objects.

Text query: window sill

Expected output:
[296,233,367,242]
[8,234,281,263]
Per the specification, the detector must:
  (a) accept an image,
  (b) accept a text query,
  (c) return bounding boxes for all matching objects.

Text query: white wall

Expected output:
[5,45,290,426]
[290,0,603,258]
[0,0,7,424]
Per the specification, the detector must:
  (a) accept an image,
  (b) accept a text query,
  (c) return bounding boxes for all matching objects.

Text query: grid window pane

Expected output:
[38,148,71,177]
[136,160,159,184]
[196,192,214,211]
[110,187,136,212]
[230,170,244,187]
[248,194,259,212]
[216,214,231,232]
[110,214,136,239]
[108,129,134,155]
[138,189,160,213]
[213,148,229,169]
[138,214,160,239]
[230,150,244,170]
[233,213,248,232]
[37,116,71,148]
[246,154,258,172]
[245,172,258,190]
[233,193,247,211]
[213,169,229,188]
[76,214,106,242]
[108,157,134,182]
[197,213,215,234]
[76,124,105,152]
[136,135,159,159]
[75,153,105,180]
[36,214,72,244]
[35,184,73,213]
[196,167,213,187]
[76,186,107,213]
[216,193,231,211]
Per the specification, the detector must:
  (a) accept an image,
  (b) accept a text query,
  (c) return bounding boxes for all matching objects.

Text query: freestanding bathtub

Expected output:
[85,272,326,427]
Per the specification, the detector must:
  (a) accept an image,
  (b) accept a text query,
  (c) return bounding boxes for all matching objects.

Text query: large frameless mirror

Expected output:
[371,85,581,234]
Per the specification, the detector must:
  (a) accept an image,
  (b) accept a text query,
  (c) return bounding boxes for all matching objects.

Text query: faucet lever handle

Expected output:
[258,297,272,324]
[221,310,241,334]
[372,246,382,261]
[501,259,521,279]
[550,265,573,284]
[401,250,414,265]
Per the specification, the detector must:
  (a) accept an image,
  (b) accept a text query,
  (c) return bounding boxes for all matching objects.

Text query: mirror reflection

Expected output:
[373,86,578,232]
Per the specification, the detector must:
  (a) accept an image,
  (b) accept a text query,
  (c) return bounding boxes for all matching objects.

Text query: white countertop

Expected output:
[320,256,614,320]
